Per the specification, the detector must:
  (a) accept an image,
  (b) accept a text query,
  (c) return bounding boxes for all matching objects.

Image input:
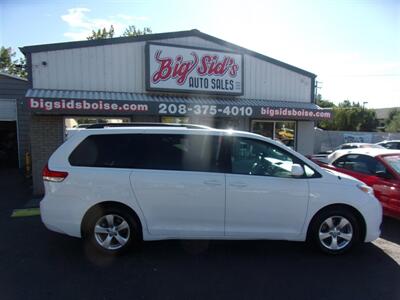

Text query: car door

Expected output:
[332,154,398,210]
[225,137,310,239]
[129,133,226,237]
[379,155,400,217]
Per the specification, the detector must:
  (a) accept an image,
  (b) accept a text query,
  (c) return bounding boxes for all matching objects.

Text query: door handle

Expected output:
[230,182,247,188]
[203,180,222,186]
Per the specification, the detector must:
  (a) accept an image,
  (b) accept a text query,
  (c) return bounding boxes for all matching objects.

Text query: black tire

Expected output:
[308,207,361,255]
[82,205,141,255]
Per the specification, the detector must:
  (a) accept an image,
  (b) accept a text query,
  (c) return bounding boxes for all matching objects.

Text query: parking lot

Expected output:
[0,170,399,300]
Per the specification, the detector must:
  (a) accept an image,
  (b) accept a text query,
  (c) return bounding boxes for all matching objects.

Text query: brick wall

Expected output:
[31,115,64,195]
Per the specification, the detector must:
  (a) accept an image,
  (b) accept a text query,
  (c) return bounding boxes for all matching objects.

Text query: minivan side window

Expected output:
[69,134,224,173]
[146,134,224,172]
[229,137,312,178]
[69,134,148,169]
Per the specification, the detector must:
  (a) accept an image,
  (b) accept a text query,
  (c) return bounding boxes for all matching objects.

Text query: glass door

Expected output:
[251,121,274,139]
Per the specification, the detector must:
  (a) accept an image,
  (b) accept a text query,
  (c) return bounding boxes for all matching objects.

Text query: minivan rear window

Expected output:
[69,133,224,173]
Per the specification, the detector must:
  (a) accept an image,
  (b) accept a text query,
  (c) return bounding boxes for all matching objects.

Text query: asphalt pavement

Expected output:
[0,169,399,300]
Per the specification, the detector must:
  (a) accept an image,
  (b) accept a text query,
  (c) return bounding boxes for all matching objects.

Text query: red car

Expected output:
[313,148,400,219]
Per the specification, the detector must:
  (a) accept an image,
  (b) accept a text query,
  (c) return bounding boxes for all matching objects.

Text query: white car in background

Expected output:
[40,124,382,255]
[376,140,400,150]
[312,143,385,164]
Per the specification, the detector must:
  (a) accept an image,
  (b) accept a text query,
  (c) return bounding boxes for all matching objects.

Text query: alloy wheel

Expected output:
[318,216,353,250]
[94,214,131,250]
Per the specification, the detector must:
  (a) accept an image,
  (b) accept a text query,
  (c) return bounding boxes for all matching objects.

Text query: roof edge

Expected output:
[0,72,28,81]
[19,29,197,54]
[25,88,321,107]
[20,29,316,79]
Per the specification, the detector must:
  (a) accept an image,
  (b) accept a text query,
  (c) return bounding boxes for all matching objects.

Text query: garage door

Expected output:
[0,99,17,121]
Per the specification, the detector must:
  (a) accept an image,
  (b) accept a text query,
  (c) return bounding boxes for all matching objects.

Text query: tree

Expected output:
[87,25,152,40]
[0,47,27,78]
[386,110,400,132]
[87,25,115,40]
[317,100,378,132]
[317,99,335,108]
[122,26,152,37]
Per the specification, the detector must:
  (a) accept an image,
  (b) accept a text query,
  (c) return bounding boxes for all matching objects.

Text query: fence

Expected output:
[314,128,400,153]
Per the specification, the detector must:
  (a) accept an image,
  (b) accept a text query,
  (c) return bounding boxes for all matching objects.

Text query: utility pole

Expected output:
[315,80,323,101]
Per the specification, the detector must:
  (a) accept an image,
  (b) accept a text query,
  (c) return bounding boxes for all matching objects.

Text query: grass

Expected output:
[11,208,41,218]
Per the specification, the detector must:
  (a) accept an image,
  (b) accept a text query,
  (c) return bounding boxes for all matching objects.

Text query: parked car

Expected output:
[310,143,385,163]
[376,140,400,150]
[40,123,382,255]
[314,148,400,219]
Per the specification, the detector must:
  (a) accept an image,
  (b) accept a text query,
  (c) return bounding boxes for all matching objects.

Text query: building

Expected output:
[374,107,399,130]
[0,72,30,169]
[20,29,332,195]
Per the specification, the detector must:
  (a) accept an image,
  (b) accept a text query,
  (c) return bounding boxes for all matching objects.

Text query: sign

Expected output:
[26,97,332,120]
[343,133,372,143]
[146,43,243,95]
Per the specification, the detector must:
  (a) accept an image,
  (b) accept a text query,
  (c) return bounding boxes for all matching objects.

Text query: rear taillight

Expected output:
[42,164,68,182]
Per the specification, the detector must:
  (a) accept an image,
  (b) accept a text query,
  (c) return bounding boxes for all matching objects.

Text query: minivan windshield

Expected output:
[383,155,400,175]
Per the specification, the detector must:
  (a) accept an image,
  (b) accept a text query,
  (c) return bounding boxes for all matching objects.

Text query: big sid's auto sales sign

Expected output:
[146,43,243,95]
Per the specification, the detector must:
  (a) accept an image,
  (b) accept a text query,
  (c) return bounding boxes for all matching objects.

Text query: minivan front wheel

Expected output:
[310,208,361,255]
[83,206,139,255]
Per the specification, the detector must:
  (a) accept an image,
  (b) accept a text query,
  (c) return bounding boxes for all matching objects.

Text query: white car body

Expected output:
[40,126,382,245]
[326,148,400,165]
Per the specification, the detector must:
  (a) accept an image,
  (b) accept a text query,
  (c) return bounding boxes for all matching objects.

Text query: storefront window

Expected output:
[64,117,130,140]
[161,116,189,124]
[251,120,296,149]
[275,121,296,148]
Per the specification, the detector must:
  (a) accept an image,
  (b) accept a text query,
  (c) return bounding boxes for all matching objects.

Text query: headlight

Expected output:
[357,184,374,194]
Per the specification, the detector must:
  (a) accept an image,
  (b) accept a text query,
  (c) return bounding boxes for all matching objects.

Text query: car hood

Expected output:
[321,168,363,186]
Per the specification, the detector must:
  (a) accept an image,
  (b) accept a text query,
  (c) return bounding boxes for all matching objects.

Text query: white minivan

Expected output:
[40,123,382,255]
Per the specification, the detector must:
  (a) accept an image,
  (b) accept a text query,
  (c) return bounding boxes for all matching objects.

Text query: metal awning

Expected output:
[25,89,332,120]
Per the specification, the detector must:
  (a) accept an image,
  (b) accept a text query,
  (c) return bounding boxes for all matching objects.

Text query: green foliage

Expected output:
[0,47,27,78]
[317,99,336,108]
[87,25,152,40]
[122,26,152,37]
[317,100,378,132]
[386,111,400,132]
[87,25,115,40]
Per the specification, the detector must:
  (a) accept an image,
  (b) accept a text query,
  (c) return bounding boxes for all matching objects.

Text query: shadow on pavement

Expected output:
[1,215,398,300]
[381,216,400,245]
[1,170,399,300]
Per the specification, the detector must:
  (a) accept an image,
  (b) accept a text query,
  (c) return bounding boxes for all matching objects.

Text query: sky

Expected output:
[1,0,399,108]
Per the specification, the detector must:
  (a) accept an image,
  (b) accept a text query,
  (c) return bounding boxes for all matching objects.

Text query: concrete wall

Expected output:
[297,121,315,155]
[314,129,400,153]
[31,115,64,195]
[31,36,312,102]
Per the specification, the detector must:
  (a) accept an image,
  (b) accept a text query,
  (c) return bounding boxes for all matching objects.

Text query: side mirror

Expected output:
[375,170,393,180]
[291,164,304,177]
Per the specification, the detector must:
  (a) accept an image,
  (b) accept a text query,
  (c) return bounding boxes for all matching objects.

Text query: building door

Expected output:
[0,99,18,168]
[251,120,274,138]
[0,122,18,168]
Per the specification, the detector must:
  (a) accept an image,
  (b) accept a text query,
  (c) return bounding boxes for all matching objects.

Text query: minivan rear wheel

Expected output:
[309,207,361,255]
[83,206,140,255]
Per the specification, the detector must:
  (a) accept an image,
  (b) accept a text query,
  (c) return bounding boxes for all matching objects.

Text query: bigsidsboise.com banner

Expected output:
[28,98,332,120]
